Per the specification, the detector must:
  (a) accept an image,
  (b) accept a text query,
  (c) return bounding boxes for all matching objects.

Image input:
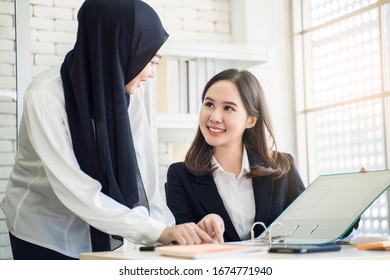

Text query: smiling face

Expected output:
[125,54,161,95]
[199,80,257,153]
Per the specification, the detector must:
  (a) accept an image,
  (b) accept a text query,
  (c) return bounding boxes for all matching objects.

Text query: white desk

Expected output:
[80,245,390,260]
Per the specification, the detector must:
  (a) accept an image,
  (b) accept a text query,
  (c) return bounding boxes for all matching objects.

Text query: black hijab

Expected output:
[60,0,168,252]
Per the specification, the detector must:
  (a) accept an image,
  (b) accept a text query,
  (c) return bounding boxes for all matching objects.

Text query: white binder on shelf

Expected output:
[255,170,390,245]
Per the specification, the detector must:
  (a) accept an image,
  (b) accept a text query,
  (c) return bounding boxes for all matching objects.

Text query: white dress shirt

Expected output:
[0,66,174,258]
[212,148,255,240]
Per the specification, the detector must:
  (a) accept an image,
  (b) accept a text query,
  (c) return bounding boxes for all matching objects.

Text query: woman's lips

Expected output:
[208,126,225,135]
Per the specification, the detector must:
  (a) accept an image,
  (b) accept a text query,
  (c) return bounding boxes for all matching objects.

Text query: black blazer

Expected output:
[165,153,306,242]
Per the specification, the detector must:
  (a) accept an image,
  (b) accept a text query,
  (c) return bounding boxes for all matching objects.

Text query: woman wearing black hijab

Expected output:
[1,0,223,260]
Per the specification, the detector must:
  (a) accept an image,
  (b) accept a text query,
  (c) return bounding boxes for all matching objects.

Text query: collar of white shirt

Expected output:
[211,146,251,179]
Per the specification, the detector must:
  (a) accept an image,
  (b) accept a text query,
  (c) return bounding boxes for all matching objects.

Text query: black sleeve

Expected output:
[285,163,306,206]
[165,164,199,224]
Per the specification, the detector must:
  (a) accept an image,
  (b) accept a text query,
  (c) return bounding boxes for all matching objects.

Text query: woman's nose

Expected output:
[210,110,222,123]
[149,68,155,78]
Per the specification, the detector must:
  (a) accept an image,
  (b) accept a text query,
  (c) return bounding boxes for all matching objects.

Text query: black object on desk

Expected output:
[268,244,341,254]
[139,246,157,251]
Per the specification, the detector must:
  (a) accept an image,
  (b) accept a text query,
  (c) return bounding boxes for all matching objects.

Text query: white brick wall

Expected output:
[33,6,74,20]
[0,96,16,260]
[0,14,13,27]
[30,0,82,79]
[30,17,55,30]
[0,1,15,15]
[144,0,230,43]
[0,0,231,259]
[0,7,16,264]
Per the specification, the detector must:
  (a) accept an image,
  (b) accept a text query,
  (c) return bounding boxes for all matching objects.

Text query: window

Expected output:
[294,0,390,236]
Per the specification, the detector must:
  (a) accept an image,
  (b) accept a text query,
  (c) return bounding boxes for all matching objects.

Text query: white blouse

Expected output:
[0,66,174,258]
[212,148,255,240]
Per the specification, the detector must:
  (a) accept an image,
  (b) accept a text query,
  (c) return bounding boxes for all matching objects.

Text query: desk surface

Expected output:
[80,245,390,260]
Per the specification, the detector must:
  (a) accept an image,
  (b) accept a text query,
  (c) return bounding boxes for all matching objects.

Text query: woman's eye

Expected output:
[204,102,214,108]
[225,106,234,111]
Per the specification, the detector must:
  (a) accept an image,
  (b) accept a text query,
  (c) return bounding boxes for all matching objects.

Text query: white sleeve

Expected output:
[23,85,168,245]
[128,89,175,226]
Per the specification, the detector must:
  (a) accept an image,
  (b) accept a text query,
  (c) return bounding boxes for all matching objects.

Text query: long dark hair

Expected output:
[185,69,291,179]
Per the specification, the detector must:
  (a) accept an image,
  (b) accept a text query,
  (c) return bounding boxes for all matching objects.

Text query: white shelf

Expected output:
[156,113,199,129]
[162,42,268,69]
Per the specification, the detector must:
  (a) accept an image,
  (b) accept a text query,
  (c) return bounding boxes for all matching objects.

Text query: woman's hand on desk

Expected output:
[158,223,217,245]
[197,214,225,244]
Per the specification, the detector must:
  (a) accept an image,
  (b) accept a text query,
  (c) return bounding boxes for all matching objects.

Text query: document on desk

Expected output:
[356,240,390,250]
[261,170,390,245]
[154,243,268,259]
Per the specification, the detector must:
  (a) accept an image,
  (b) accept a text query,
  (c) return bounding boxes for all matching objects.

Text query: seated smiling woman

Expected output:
[165,69,306,242]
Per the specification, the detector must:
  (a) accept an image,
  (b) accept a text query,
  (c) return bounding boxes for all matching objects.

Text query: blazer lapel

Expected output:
[248,152,275,238]
[252,175,274,237]
[192,175,241,241]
